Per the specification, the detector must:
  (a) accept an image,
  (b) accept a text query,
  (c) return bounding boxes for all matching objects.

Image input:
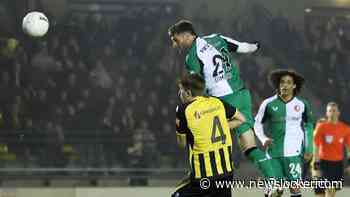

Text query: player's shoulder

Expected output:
[202,33,228,43]
[315,119,329,130]
[261,95,278,106]
[208,95,222,101]
[202,33,220,39]
[197,96,222,105]
[176,99,198,114]
[176,103,188,115]
[316,120,327,126]
[316,117,327,124]
[295,96,311,105]
[203,33,232,39]
[205,96,227,104]
[338,121,350,129]
[214,97,230,109]
[196,96,228,111]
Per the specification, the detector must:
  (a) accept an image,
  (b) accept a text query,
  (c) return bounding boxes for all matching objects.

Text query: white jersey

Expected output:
[254,95,315,158]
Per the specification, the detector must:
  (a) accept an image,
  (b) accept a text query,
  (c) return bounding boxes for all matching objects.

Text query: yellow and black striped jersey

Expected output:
[176,96,237,179]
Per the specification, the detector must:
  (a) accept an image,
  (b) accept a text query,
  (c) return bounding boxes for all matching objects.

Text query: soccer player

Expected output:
[313,102,350,197]
[254,69,315,197]
[174,73,246,197]
[168,20,275,181]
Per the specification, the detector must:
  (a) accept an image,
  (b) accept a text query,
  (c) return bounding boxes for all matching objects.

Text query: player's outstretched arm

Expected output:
[220,35,260,53]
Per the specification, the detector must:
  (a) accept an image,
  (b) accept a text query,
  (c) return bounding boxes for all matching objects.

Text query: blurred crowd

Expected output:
[0,2,349,176]
[305,15,350,119]
[0,4,179,170]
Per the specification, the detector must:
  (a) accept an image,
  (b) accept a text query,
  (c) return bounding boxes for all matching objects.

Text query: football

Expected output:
[22,11,49,37]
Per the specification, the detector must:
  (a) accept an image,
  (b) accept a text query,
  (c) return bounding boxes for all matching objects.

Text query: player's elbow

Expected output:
[253,123,261,133]
[177,142,186,149]
[235,110,246,123]
[176,133,187,149]
[228,119,245,129]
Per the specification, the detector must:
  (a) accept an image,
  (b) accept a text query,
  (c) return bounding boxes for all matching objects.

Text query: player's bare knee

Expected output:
[325,188,336,197]
[289,187,301,194]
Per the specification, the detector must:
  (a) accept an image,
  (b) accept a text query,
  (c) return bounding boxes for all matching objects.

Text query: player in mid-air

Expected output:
[313,102,350,197]
[254,69,315,197]
[174,73,246,197]
[169,20,275,180]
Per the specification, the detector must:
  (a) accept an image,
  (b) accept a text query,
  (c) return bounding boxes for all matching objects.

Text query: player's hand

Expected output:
[253,41,260,52]
[304,153,313,162]
[262,138,273,149]
[313,160,320,170]
[345,166,350,175]
[312,169,321,177]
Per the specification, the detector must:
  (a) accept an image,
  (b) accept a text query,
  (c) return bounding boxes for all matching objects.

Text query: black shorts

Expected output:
[319,160,344,190]
[320,160,343,181]
[171,175,232,197]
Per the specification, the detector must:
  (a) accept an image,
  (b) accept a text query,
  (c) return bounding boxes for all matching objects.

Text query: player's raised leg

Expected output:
[222,89,276,179]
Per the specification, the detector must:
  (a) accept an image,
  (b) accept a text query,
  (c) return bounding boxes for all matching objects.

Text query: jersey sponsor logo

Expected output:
[201,106,220,116]
[325,135,333,144]
[194,111,201,119]
[288,116,301,121]
[214,74,225,82]
[271,116,301,122]
[294,105,301,112]
[194,106,221,119]
[272,106,278,111]
[213,72,232,82]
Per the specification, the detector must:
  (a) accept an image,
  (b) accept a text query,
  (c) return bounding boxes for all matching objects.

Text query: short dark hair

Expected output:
[177,73,205,96]
[168,20,197,37]
[269,69,305,95]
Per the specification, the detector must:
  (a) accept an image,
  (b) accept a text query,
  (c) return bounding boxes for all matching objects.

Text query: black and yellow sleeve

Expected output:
[221,100,237,120]
[176,104,190,134]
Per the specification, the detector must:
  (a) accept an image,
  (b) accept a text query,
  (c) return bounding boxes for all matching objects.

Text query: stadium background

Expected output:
[0,0,350,196]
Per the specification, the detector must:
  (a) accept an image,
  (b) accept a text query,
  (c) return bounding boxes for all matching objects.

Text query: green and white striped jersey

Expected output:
[254,95,315,158]
[185,34,258,97]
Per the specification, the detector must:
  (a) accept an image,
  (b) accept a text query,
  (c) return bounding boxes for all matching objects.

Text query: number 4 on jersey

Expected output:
[211,116,226,144]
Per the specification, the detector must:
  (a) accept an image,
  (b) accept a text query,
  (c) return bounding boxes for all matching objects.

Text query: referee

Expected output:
[313,102,350,197]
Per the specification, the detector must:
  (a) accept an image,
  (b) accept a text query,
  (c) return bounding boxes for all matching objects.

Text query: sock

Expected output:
[264,183,270,196]
[264,186,270,197]
[244,147,275,178]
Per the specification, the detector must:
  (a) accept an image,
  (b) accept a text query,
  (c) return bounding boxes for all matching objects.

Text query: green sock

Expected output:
[245,147,275,178]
